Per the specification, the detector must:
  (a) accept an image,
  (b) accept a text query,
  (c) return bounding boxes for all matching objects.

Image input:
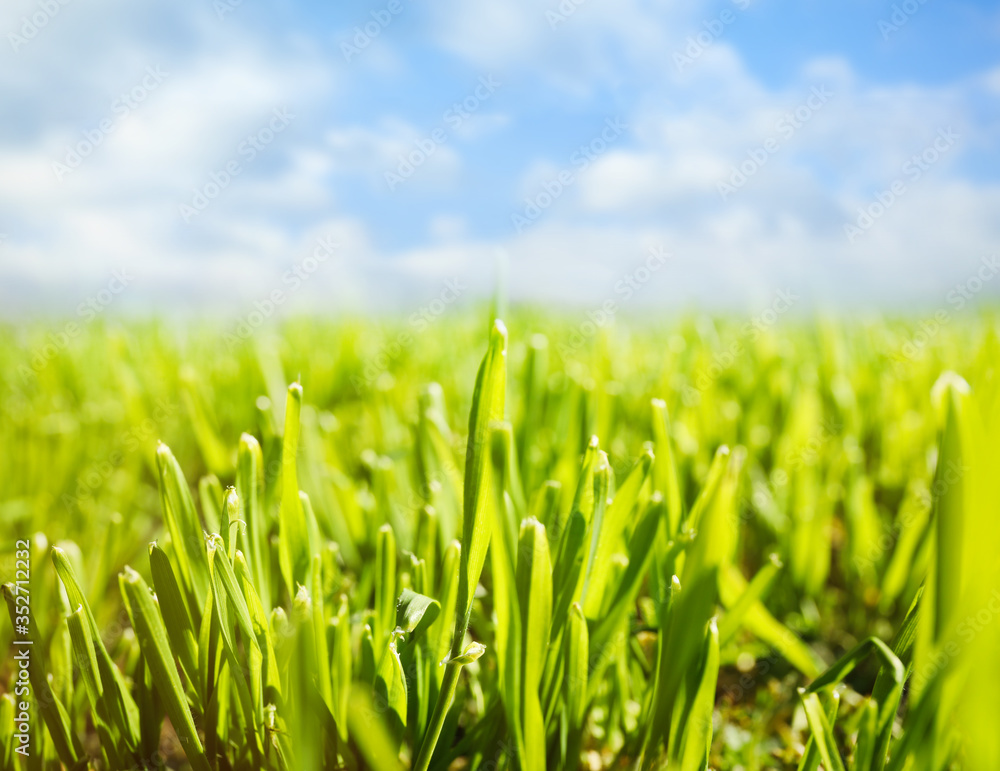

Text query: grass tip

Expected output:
[452,641,486,665]
[122,565,141,583]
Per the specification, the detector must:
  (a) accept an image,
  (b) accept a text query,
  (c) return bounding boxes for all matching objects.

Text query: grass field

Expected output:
[1,310,999,770]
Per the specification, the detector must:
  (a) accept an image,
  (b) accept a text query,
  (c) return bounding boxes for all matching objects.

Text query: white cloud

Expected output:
[1,0,998,317]
[326,120,462,192]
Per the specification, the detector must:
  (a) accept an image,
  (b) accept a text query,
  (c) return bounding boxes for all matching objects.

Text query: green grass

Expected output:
[1,309,999,770]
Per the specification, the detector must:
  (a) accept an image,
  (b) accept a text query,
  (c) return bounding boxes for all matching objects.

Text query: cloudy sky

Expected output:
[1,0,999,318]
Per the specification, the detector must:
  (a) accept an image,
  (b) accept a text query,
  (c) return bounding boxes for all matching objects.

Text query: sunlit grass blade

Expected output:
[415,383,464,548]
[413,320,506,771]
[638,573,680,766]
[221,485,240,561]
[287,588,326,770]
[347,684,406,771]
[677,618,719,771]
[396,587,441,637]
[516,517,552,771]
[331,594,351,744]
[651,398,684,536]
[643,446,737,767]
[799,691,847,771]
[199,474,223,536]
[376,523,397,650]
[582,446,653,617]
[234,550,282,702]
[119,567,211,771]
[456,320,507,639]
[206,535,263,738]
[802,636,905,770]
[589,494,662,657]
[375,628,409,748]
[517,333,549,490]
[797,690,839,771]
[278,381,310,597]
[65,607,126,770]
[855,698,879,771]
[429,539,460,684]
[237,432,271,614]
[3,582,84,768]
[148,542,199,699]
[310,553,334,719]
[563,601,588,768]
[52,545,141,753]
[156,442,212,614]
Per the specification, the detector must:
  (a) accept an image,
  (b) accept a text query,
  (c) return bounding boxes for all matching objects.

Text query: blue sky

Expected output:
[1,0,999,317]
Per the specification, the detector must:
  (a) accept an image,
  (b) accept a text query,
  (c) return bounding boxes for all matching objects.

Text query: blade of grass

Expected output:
[799,691,847,771]
[237,433,271,615]
[677,619,720,771]
[156,442,212,615]
[119,567,211,771]
[413,320,506,771]
[148,543,199,691]
[582,447,653,617]
[279,381,310,598]
[563,602,589,769]
[651,398,684,537]
[376,523,397,651]
[52,546,141,753]
[796,691,839,771]
[516,517,552,771]
[3,583,84,768]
